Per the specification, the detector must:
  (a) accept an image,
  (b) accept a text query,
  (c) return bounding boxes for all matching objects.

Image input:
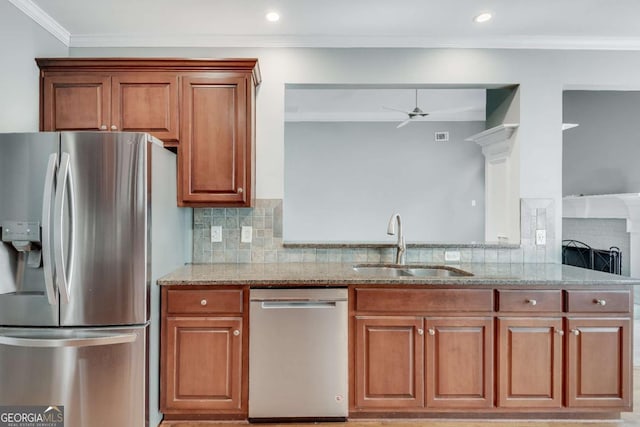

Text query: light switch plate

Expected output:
[211,226,222,242]
[241,226,253,243]
[536,229,546,246]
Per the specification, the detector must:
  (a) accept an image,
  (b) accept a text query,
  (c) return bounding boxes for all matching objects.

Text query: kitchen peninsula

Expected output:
[158,262,636,422]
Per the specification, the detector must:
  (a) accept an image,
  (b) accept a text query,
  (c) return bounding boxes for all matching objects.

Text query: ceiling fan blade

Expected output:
[397,119,412,128]
[383,106,411,114]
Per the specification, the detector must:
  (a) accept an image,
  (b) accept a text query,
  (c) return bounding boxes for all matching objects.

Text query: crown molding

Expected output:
[9,0,70,46]
[10,4,640,51]
[68,33,640,50]
[465,123,519,145]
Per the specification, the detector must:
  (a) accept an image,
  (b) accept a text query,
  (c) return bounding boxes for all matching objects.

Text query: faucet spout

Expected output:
[387,213,406,265]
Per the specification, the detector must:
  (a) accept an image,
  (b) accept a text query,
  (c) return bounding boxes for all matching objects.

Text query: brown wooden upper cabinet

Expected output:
[179,73,254,207]
[38,62,179,144]
[37,58,261,207]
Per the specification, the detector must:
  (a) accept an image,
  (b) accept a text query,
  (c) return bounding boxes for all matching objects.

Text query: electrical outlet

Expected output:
[444,250,461,262]
[211,226,222,243]
[535,229,546,246]
[241,226,253,243]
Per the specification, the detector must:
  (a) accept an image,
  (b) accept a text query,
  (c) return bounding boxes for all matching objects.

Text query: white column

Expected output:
[466,124,520,243]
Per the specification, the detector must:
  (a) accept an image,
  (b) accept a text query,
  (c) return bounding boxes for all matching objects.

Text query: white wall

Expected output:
[563,90,640,196]
[56,47,640,259]
[284,121,485,242]
[0,2,67,132]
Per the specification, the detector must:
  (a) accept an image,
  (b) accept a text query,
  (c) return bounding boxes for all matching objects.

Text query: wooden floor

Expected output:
[161,368,640,427]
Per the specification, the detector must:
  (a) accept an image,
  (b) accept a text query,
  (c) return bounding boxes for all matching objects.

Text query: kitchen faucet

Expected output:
[387,213,406,265]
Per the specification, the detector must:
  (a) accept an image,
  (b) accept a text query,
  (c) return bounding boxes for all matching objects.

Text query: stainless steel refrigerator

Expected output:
[0,132,191,427]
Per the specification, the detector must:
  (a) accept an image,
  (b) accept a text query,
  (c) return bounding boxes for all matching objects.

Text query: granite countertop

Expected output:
[282,242,520,249]
[158,263,640,287]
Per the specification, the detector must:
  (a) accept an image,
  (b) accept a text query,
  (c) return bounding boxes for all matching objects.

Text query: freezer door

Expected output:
[59,132,148,326]
[0,133,59,326]
[0,325,147,427]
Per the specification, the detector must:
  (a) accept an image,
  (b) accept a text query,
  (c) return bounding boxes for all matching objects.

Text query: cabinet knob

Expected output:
[237,187,244,194]
[417,328,424,336]
[100,125,107,130]
[594,299,607,306]
[111,125,118,131]
[556,329,564,336]
[233,330,240,336]
[428,328,436,336]
[200,299,207,306]
[526,299,537,306]
[571,329,580,336]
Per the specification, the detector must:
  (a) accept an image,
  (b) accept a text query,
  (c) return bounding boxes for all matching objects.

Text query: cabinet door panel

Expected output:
[354,316,424,409]
[425,317,493,408]
[566,317,631,409]
[180,74,249,205]
[111,73,179,144]
[497,317,563,408]
[42,74,110,131]
[163,317,243,411]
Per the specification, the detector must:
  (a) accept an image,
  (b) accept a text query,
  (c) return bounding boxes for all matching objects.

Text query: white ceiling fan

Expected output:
[384,89,474,128]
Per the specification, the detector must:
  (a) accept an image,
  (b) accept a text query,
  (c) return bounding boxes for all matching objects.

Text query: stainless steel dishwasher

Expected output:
[249,288,348,420]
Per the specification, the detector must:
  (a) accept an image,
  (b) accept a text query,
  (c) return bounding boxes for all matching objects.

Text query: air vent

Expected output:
[435,131,449,142]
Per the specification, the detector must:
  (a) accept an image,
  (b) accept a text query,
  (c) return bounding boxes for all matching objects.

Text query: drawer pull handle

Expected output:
[417,328,424,336]
[556,329,564,336]
[111,125,118,130]
[428,328,436,336]
[233,330,240,336]
[100,125,107,130]
[526,299,537,306]
[200,299,207,306]
[595,299,607,306]
[571,329,580,336]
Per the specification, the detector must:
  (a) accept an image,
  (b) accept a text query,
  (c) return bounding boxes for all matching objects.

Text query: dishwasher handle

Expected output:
[259,301,339,309]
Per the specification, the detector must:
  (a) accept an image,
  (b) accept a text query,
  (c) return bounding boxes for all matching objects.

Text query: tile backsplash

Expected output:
[193,198,557,264]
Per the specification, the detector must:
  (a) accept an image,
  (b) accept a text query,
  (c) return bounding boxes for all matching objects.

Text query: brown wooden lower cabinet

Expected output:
[354,316,493,410]
[160,285,633,420]
[566,317,631,409]
[162,317,243,412]
[161,286,248,420]
[426,317,493,408]
[354,316,425,409]
[497,317,564,408]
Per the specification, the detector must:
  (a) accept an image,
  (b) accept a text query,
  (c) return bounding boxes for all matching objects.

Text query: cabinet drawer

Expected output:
[167,289,243,314]
[497,290,562,312]
[566,290,631,313]
[355,288,493,313]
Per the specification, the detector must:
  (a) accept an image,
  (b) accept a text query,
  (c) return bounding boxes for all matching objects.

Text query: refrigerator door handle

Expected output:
[41,153,58,305]
[0,332,137,348]
[54,152,75,304]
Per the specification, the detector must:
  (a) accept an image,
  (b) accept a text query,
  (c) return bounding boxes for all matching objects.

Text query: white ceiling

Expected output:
[10,0,640,49]
[285,88,486,123]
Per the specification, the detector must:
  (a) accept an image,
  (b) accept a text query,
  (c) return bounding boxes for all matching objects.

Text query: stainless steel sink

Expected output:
[351,265,414,277]
[352,264,473,278]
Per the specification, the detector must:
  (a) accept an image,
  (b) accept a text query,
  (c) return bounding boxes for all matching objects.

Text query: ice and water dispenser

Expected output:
[0,221,42,294]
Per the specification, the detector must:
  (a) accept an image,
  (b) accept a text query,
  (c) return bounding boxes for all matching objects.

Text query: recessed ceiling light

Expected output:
[266,11,280,22]
[474,12,492,23]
